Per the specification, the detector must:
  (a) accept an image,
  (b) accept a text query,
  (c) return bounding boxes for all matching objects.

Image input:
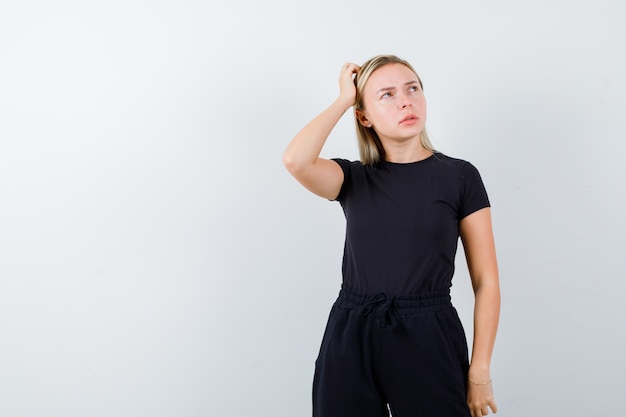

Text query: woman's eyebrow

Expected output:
[376,86,395,94]
[376,80,420,94]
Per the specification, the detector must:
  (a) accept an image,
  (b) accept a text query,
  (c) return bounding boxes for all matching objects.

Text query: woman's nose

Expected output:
[399,93,412,109]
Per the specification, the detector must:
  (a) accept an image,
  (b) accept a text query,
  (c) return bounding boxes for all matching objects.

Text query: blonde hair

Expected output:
[354,55,436,165]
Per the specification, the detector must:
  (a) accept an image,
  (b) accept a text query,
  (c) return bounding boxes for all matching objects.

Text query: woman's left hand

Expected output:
[467,379,498,416]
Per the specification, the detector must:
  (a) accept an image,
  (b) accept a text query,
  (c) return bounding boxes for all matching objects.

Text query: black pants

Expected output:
[313,286,471,417]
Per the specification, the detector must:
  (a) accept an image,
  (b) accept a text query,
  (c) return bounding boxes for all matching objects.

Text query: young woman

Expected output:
[283,55,500,417]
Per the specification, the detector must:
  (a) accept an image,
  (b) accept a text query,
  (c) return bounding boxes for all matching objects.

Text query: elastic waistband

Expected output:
[337,285,452,313]
[336,286,452,329]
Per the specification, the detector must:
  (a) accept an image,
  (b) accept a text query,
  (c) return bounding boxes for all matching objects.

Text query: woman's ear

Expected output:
[355,110,372,128]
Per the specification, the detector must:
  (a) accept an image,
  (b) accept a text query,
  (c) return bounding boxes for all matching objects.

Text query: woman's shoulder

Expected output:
[433,152,469,164]
[332,157,364,166]
[331,158,369,175]
[433,152,479,169]
[430,153,486,183]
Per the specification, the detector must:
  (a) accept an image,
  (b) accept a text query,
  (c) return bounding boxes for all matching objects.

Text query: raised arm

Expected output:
[282,63,359,200]
[459,207,501,417]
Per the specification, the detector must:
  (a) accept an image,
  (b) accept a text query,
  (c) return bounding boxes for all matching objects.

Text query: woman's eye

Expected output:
[409,86,418,92]
[381,92,392,99]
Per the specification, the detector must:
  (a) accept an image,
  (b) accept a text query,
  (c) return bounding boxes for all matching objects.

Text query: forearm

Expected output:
[469,279,500,379]
[283,97,353,171]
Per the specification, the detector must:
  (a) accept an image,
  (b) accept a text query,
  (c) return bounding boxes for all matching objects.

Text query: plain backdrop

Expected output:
[1,0,625,416]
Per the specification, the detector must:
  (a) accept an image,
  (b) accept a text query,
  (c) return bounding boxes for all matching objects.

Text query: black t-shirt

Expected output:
[332,153,490,296]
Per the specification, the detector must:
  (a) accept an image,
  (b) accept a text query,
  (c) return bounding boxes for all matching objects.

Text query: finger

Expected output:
[471,406,483,417]
[489,401,498,414]
[343,63,360,73]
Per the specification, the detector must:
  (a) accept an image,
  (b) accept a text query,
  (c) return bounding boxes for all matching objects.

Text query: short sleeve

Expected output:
[331,158,352,202]
[459,162,491,219]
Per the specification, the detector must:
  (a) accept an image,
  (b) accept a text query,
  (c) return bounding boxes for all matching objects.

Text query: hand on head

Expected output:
[338,63,360,106]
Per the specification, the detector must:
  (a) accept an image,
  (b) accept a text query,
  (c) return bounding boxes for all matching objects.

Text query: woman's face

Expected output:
[357,63,427,144]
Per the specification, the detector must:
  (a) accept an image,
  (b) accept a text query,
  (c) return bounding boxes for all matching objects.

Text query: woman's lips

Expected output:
[399,115,418,125]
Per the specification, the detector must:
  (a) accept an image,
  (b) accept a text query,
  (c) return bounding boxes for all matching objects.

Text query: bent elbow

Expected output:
[282,150,298,174]
[282,150,310,176]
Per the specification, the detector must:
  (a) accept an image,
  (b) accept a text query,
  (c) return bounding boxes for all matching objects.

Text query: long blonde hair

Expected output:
[354,55,436,165]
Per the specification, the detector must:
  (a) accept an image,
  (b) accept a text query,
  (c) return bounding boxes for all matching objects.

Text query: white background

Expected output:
[1,0,625,415]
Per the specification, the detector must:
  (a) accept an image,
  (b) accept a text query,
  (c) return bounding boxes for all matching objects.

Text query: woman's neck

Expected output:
[382,139,432,163]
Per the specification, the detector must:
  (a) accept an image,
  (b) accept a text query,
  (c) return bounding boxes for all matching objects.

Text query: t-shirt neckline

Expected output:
[379,152,438,167]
